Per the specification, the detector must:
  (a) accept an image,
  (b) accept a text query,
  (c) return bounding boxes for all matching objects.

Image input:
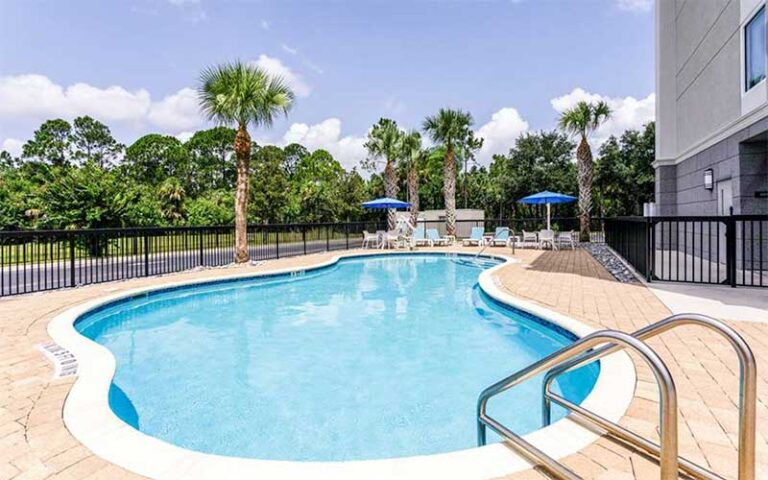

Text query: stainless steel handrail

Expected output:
[477,330,679,480]
[473,227,513,259]
[541,313,757,480]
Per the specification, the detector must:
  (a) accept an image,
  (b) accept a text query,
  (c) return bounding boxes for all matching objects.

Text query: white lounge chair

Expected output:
[427,228,453,246]
[462,226,485,246]
[381,230,402,249]
[362,230,379,249]
[491,227,512,247]
[557,230,576,250]
[413,226,433,247]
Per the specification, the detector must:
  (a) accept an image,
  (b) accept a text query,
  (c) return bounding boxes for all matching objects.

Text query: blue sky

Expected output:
[0,0,655,169]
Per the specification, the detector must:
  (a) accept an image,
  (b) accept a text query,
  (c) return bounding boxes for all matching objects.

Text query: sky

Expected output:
[0,0,655,170]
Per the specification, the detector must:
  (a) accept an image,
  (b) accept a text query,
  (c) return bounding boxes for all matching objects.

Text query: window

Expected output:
[745,7,766,91]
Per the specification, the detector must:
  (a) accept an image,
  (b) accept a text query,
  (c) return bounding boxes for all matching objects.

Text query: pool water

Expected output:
[76,254,598,461]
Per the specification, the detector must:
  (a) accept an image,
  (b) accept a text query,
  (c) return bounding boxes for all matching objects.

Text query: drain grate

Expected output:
[37,342,78,379]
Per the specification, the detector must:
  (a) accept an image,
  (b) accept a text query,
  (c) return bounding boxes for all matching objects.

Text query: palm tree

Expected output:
[198,61,294,263]
[364,118,402,230]
[558,101,611,242]
[422,109,482,236]
[399,131,424,226]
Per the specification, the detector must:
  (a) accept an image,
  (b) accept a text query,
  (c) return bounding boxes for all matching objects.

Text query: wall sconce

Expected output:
[704,169,714,190]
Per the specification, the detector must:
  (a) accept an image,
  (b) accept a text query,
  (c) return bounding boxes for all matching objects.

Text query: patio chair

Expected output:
[381,230,403,249]
[556,230,576,250]
[412,226,433,247]
[462,226,485,246]
[520,230,538,248]
[491,227,512,247]
[362,230,379,249]
[427,228,453,246]
[539,229,557,250]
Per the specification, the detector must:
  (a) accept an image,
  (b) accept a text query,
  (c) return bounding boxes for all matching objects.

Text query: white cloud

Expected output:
[281,118,367,171]
[175,131,195,142]
[147,87,200,131]
[260,19,270,30]
[616,0,652,13]
[1,138,23,157]
[0,74,203,133]
[252,54,311,98]
[475,107,530,165]
[550,87,655,145]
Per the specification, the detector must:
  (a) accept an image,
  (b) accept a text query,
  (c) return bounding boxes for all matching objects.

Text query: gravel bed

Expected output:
[581,243,639,283]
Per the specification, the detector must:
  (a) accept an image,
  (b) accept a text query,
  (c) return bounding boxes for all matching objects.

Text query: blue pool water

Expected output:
[76,254,598,461]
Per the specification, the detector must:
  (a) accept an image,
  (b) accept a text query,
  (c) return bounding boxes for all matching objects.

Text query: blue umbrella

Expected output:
[361,197,411,209]
[519,191,577,230]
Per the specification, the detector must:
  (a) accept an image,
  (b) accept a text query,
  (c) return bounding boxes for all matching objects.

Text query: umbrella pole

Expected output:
[546,203,551,230]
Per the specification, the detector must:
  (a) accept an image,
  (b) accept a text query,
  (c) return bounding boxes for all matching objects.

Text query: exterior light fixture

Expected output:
[704,169,714,190]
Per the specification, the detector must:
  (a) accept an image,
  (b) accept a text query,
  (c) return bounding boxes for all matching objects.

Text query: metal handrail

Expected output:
[477,330,679,480]
[541,313,757,480]
[473,227,513,259]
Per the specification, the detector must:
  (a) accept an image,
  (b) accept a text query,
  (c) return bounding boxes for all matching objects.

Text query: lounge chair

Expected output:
[362,230,379,249]
[491,227,512,247]
[427,228,453,246]
[413,226,433,247]
[520,230,538,248]
[381,230,402,249]
[462,226,485,246]
[556,230,576,250]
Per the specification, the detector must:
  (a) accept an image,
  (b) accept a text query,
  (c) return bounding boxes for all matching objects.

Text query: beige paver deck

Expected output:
[0,247,765,479]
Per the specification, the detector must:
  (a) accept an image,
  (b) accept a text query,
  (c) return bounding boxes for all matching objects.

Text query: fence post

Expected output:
[326,225,330,251]
[302,226,307,255]
[726,215,737,287]
[143,232,150,277]
[645,217,653,282]
[345,223,349,249]
[198,229,204,266]
[69,234,76,287]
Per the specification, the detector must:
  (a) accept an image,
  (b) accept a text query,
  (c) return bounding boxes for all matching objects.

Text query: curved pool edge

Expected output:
[47,250,636,480]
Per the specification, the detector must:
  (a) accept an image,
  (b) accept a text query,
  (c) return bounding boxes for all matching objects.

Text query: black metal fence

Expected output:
[605,215,768,288]
[0,217,605,297]
[0,222,385,297]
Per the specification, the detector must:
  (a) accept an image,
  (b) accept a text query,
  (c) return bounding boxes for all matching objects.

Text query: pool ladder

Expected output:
[474,227,515,260]
[476,313,757,480]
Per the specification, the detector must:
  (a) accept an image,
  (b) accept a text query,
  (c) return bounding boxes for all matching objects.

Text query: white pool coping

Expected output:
[48,250,636,480]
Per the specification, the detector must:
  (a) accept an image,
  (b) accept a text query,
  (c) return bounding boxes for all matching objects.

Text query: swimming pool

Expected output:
[71,253,598,462]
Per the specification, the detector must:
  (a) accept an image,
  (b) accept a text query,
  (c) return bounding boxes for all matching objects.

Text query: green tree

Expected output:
[363,118,402,230]
[158,177,187,224]
[123,134,189,185]
[488,131,577,218]
[185,126,236,194]
[399,131,424,225]
[198,61,294,262]
[291,149,347,222]
[283,143,309,178]
[249,145,290,223]
[595,122,655,216]
[422,109,482,236]
[71,116,124,167]
[558,100,611,241]
[186,190,235,226]
[22,119,73,166]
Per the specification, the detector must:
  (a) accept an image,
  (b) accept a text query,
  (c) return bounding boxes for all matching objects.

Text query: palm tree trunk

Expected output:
[234,125,251,263]
[444,148,457,236]
[408,162,419,226]
[383,159,398,230]
[576,136,593,243]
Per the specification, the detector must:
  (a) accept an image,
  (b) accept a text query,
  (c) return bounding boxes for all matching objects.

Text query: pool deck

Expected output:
[0,247,766,480]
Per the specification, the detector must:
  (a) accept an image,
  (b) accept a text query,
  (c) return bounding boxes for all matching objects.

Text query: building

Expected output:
[655,0,768,216]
